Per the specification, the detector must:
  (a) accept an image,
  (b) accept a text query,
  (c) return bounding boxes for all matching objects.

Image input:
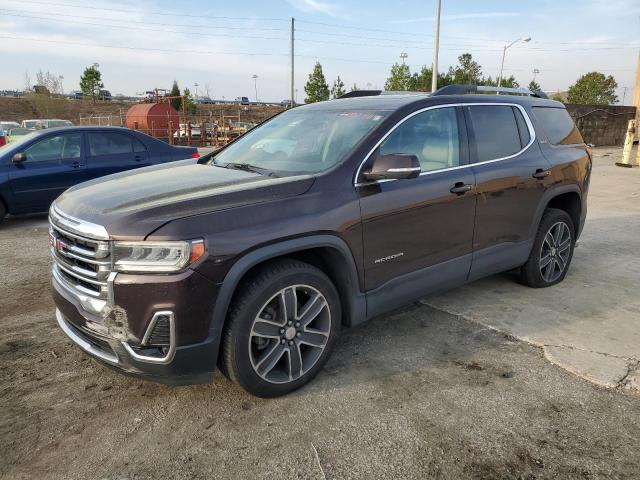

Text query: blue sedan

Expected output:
[0,126,198,222]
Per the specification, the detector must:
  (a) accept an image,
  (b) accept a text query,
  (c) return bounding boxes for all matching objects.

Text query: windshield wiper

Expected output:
[222,162,276,177]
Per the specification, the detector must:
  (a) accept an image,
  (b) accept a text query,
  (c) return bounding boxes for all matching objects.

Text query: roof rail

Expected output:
[433,84,548,99]
[338,90,382,99]
[339,90,432,99]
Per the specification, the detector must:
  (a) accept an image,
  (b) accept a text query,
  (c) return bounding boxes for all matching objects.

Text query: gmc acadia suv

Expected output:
[49,85,590,397]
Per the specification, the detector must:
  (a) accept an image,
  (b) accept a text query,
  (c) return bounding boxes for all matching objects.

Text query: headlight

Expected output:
[112,239,205,273]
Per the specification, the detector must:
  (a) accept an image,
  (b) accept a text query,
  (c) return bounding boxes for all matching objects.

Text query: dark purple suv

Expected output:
[49,86,590,397]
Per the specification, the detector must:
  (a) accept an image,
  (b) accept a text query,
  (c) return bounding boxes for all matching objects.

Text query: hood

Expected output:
[53,159,315,239]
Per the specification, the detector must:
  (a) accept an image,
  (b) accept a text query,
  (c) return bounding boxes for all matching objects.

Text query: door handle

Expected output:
[71,161,81,169]
[134,155,143,162]
[532,169,550,179]
[450,182,473,195]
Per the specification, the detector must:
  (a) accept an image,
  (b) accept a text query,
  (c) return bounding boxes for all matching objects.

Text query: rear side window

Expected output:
[533,107,583,145]
[88,132,133,156]
[466,105,522,162]
[513,107,531,148]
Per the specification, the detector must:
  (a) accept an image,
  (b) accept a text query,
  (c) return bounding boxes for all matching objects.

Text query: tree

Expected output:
[169,80,182,111]
[304,62,330,103]
[528,80,541,91]
[384,62,411,91]
[408,66,432,91]
[350,83,359,92]
[79,64,104,103]
[481,75,519,88]
[330,76,346,99]
[448,53,482,84]
[567,72,618,105]
[182,87,197,114]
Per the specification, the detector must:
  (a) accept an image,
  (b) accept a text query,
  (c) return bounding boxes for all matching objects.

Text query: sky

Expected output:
[0,0,638,103]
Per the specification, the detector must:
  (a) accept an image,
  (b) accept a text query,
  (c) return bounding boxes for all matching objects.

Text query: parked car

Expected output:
[21,119,42,129]
[1,121,20,132]
[0,126,198,220]
[21,119,74,130]
[48,85,590,397]
[6,127,31,143]
[99,90,112,101]
[173,123,202,138]
[69,91,84,100]
[0,127,5,147]
[235,96,250,105]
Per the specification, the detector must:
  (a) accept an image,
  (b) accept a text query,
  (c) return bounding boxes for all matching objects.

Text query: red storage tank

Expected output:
[125,103,179,137]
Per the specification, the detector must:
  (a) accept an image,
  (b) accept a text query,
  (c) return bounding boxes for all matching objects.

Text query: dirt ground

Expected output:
[1,151,640,479]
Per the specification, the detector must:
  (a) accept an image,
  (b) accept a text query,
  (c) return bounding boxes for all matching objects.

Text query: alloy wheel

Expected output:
[539,221,572,283]
[249,285,331,384]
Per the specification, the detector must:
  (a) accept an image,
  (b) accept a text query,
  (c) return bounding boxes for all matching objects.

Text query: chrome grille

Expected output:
[50,223,112,302]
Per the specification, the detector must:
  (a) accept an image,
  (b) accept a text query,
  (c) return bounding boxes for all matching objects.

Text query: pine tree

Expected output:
[384,63,411,91]
[331,76,346,99]
[528,80,541,91]
[79,64,103,103]
[350,83,359,92]
[169,80,182,111]
[182,87,197,114]
[304,62,330,103]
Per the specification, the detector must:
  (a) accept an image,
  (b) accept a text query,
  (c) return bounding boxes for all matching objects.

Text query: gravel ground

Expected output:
[1,174,640,479]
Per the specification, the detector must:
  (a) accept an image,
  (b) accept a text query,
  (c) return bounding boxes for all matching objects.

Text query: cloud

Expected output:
[392,12,521,24]
[285,0,340,17]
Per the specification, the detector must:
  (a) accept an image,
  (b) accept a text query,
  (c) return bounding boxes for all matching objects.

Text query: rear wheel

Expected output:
[519,208,575,288]
[222,259,340,397]
[0,200,6,225]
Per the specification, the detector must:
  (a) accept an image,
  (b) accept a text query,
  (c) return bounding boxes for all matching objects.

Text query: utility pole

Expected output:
[431,0,441,93]
[622,86,628,106]
[400,52,408,65]
[290,17,295,108]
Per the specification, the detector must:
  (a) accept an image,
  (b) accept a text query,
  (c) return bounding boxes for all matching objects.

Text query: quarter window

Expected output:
[88,132,133,156]
[378,107,460,173]
[466,105,523,162]
[24,134,82,162]
[513,107,531,148]
[533,107,583,145]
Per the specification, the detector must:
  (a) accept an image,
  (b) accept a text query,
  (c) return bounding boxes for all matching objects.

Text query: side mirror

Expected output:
[11,152,26,164]
[363,153,421,181]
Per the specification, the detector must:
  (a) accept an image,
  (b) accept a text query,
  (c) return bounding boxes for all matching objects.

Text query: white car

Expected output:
[173,123,202,138]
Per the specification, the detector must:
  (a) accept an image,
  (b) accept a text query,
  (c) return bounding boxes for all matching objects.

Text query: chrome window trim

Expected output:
[49,203,110,241]
[121,311,176,364]
[354,102,536,187]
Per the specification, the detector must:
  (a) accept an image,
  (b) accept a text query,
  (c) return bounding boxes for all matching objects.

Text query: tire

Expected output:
[519,208,575,288]
[0,200,6,225]
[222,259,341,397]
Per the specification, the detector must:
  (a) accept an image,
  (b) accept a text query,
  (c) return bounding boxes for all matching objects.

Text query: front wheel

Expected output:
[222,259,341,397]
[519,208,575,288]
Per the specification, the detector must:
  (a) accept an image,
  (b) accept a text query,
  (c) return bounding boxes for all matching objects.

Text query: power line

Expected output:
[0,8,288,32]
[0,12,288,41]
[0,35,289,57]
[1,0,288,22]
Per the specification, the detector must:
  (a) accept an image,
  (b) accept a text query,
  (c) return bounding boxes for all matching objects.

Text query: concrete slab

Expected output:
[424,147,640,392]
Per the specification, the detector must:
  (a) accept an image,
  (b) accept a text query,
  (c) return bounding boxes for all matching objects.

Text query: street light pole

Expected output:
[252,74,258,103]
[497,36,531,88]
[400,52,408,64]
[431,0,441,93]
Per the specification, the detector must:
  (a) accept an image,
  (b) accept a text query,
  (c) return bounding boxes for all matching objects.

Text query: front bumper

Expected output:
[52,269,221,385]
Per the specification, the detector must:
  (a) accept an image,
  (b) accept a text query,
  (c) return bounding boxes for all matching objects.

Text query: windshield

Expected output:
[212,108,389,175]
